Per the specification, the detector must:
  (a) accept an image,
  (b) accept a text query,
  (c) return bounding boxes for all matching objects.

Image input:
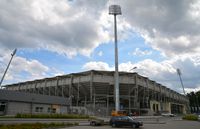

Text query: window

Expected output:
[153,104,155,111]
[47,107,51,113]
[35,107,43,113]
[47,107,56,113]
[39,107,43,112]
[52,108,56,113]
[0,102,6,111]
[35,107,39,112]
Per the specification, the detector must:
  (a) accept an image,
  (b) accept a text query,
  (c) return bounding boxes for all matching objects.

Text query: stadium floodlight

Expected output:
[0,49,17,87]
[109,5,122,111]
[177,68,186,95]
[109,5,122,15]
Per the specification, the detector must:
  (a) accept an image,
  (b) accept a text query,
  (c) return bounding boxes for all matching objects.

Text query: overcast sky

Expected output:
[1,0,200,94]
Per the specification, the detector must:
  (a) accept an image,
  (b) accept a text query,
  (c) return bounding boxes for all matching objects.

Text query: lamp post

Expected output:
[109,5,122,111]
[0,49,17,87]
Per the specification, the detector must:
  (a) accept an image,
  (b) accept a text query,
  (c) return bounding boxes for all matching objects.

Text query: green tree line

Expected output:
[187,91,200,113]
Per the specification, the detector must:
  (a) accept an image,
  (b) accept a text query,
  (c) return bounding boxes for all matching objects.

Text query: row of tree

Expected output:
[187,91,200,113]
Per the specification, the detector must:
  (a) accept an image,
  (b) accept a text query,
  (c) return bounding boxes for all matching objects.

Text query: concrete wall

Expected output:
[6,102,31,115]
[6,101,68,115]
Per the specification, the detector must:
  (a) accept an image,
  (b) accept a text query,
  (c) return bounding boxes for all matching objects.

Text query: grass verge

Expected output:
[0,122,79,129]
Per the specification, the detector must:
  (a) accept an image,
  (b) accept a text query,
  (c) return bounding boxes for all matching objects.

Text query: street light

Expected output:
[0,49,17,87]
[109,5,122,111]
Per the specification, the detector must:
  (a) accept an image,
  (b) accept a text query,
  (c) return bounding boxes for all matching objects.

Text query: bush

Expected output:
[182,114,198,121]
[0,122,78,129]
[15,113,90,119]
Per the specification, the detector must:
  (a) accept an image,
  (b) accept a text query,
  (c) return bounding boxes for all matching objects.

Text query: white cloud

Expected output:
[116,0,200,57]
[0,0,110,58]
[82,55,200,93]
[0,53,61,85]
[82,61,113,71]
[132,48,152,56]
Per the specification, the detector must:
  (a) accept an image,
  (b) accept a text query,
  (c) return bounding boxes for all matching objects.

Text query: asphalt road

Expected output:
[0,116,199,129]
[62,120,200,129]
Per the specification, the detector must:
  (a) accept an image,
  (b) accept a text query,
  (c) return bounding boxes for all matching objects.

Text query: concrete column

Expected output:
[146,79,150,108]
[77,78,80,106]
[44,79,47,95]
[135,74,139,114]
[69,75,73,97]
[18,84,20,91]
[107,95,109,116]
[34,82,37,94]
[90,71,94,101]
[55,77,59,96]
[93,93,96,115]
[61,85,64,97]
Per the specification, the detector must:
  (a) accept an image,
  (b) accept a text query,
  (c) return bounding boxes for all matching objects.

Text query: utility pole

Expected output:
[109,5,122,111]
[0,49,17,86]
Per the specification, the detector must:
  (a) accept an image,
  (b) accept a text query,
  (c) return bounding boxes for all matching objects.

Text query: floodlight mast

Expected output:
[109,5,122,111]
[177,68,186,95]
[0,49,17,87]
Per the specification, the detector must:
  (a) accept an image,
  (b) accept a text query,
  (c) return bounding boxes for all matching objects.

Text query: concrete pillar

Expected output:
[77,78,80,106]
[107,95,109,116]
[90,71,94,101]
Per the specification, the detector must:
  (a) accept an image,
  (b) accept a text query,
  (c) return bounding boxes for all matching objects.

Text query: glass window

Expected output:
[52,108,56,113]
[39,107,43,112]
[0,102,6,112]
[35,107,39,112]
[47,107,51,113]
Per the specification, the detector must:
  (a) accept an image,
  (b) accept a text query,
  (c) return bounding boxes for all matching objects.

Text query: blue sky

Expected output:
[1,0,200,93]
[16,32,164,75]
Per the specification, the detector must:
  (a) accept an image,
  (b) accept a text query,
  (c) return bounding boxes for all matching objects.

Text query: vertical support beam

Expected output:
[90,71,93,101]
[44,79,47,95]
[107,95,109,116]
[55,77,59,96]
[143,83,145,108]
[135,74,139,114]
[34,82,37,94]
[93,93,96,115]
[146,79,150,108]
[69,75,73,97]
[69,74,73,109]
[61,85,64,97]
[77,77,80,106]
[25,84,27,92]
[129,85,131,113]
[48,82,51,96]
[18,84,20,91]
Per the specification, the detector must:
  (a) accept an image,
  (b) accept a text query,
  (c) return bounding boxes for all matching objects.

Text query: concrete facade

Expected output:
[3,70,189,116]
[0,90,69,115]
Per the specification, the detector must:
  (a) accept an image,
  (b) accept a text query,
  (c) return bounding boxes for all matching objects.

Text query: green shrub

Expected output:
[182,114,198,121]
[0,122,78,129]
[15,113,90,119]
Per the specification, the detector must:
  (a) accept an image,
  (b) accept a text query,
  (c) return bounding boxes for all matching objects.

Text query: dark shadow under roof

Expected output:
[0,90,69,106]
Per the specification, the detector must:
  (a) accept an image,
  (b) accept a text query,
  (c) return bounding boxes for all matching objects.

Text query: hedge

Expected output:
[182,114,198,121]
[15,113,90,119]
[0,122,79,129]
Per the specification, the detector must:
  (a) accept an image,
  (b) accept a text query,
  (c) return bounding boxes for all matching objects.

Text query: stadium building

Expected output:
[3,70,189,116]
